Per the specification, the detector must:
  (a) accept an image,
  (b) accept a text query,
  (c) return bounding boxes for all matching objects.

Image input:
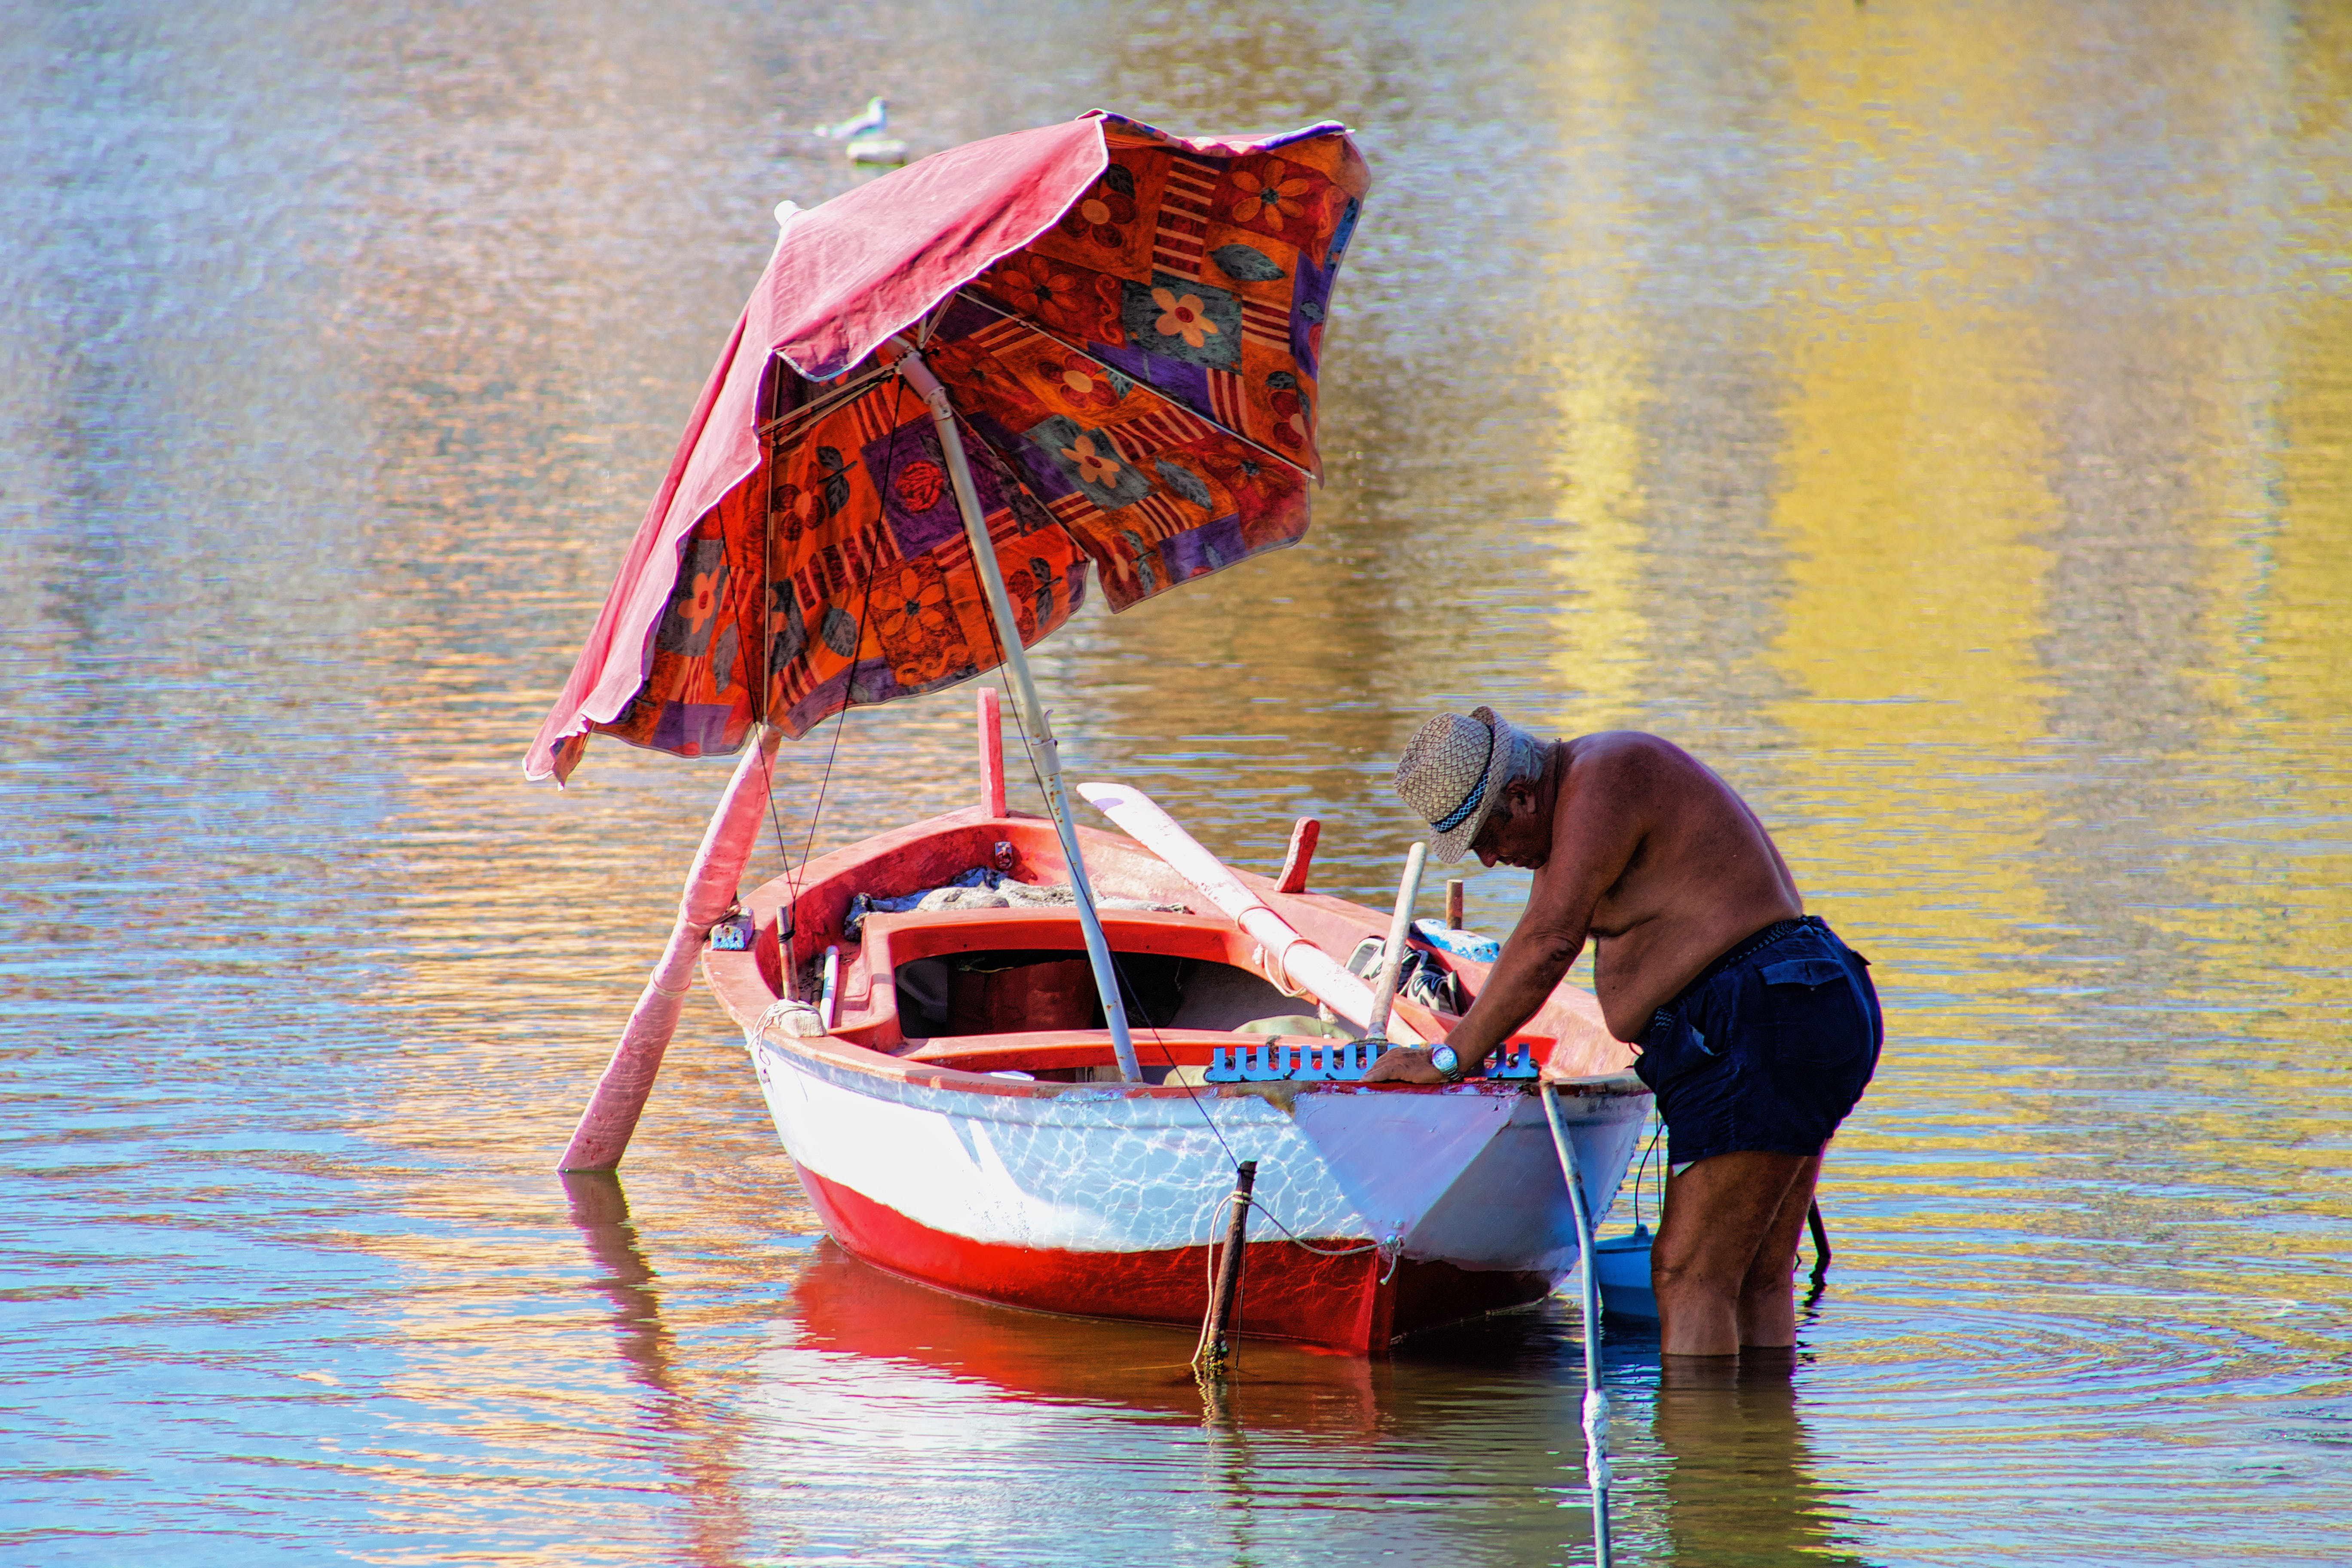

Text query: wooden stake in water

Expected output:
[1196,1160,1259,1378]
[1445,877,1465,930]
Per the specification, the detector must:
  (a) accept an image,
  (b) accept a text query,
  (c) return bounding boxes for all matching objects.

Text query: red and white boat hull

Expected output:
[748,1032,1649,1352]
[699,803,1654,1354]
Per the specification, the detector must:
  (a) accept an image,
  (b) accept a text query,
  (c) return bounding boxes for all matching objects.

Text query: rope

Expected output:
[1251,938,1317,998]
[1193,1191,1236,1367]
[1629,1115,1665,1231]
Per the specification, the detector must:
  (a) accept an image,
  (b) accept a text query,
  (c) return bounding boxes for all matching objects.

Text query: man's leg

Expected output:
[1734,1155,1821,1348]
[1652,1152,1816,1357]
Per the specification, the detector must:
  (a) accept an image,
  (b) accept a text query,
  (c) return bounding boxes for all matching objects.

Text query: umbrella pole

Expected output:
[897,350,1141,1084]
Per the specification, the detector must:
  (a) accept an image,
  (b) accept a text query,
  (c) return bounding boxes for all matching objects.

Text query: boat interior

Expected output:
[708,808,1510,1085]
[704,800,1627,1087]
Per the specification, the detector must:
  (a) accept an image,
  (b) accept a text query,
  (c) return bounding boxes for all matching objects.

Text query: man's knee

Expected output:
[1651,1226,1752,1298]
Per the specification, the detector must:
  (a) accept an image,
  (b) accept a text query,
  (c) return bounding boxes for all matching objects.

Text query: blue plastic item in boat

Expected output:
[1412,918,1501,963]
[1590,1224,1657,1318]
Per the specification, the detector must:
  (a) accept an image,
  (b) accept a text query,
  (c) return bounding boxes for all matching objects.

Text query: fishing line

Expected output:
[960,448,1375,1294]
[1000,664,1383,1259]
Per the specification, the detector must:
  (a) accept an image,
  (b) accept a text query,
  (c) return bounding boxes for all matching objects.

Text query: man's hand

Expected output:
[1363,1044,1451,1084]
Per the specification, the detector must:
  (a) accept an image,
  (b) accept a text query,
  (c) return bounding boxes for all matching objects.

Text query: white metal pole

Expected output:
[1365,841,1427,1041]
[1544,1082,1614,1568]
[895,349,1140,1083]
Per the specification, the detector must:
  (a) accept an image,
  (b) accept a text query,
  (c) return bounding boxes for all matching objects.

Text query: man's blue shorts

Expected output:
[1631,916,1880,1170]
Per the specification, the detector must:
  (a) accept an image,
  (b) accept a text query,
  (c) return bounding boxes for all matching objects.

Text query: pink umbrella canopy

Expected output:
[527,110,1369,783]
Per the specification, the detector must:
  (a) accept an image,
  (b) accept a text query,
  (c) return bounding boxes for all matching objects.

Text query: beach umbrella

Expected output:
[535,111,1369,1169]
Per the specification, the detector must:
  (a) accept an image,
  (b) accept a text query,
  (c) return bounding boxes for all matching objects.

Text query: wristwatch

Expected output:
[1427,1044,1464,1082]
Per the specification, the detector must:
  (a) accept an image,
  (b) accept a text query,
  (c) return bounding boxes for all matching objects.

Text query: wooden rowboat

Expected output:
[701,703,1652,1355]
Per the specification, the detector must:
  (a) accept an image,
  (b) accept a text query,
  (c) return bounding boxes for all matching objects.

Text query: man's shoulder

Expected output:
[1562,730,1694,777]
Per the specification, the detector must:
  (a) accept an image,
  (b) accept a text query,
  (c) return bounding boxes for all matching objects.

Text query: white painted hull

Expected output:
[748,1033,1651,1350]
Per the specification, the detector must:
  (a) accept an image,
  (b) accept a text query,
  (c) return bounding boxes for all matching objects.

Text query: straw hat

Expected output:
[1393,705,1522,865]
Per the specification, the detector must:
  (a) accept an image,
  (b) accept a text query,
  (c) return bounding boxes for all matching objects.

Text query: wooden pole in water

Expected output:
[1445,877,1465,930]
[1197,1160,1258,1378]
[559,726,783,1171]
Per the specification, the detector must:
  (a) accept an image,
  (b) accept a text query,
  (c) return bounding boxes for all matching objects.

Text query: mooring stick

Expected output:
[1543,1084,1614,1568]
[559,726,783,1172]
[1197,1160,1259,1378]
[1444,877,1464,930]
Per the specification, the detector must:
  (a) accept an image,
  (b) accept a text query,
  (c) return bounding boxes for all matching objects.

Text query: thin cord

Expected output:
[755,415,799,986]
[980,561,1387,1250]
[1630,1116,1664,1231]
[956,431,1379,1274]
[769,379,907,994]
[976,552,1253,1181]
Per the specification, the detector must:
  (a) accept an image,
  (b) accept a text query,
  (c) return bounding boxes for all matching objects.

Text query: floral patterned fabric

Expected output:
[548,114,1368,781]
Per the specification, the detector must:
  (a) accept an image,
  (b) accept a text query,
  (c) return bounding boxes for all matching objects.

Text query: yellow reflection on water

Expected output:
[1762,3,2058,946]
[1542,11,1652,735]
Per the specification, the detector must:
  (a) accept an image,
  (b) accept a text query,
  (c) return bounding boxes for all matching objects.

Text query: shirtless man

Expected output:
[1365,707,1881,1357]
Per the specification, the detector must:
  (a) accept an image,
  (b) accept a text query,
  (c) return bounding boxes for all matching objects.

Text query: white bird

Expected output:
[815,96,887,141]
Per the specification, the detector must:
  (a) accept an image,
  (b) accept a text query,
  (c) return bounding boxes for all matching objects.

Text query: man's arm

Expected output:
[1442,901,1592,1069]
[1361,893,1596,1084]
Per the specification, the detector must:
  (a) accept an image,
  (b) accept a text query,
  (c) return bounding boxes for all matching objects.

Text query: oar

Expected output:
[1075,782,1427,1044]
[558,727,783,1171]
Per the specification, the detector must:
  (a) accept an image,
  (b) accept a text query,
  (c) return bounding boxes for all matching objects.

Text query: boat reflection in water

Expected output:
[562,1172,1867,1563]
[782,1242,1869,1562]
[791,1241,1382,1436]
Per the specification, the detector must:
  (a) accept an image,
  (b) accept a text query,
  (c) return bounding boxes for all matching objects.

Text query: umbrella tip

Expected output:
[775,199,803,229]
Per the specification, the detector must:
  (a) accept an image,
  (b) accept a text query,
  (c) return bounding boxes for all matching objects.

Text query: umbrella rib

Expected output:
[756,295,953,445]
[756,361,901,444]
[946,288,1318,483]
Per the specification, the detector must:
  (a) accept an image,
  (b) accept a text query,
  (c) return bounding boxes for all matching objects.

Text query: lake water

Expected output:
[4,2,2347,1563]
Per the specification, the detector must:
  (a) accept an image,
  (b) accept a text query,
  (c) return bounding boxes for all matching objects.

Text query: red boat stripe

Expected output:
[794,1164,1556,1354]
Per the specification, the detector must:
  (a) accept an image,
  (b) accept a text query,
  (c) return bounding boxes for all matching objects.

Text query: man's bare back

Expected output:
[1498,732,1802,1041]
[1377,730,1802,1069]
